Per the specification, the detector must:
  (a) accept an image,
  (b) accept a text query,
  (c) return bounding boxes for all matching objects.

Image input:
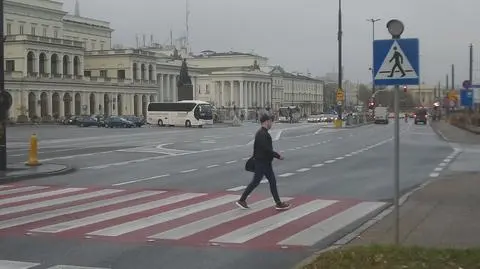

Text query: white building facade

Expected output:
[4,0,324,122]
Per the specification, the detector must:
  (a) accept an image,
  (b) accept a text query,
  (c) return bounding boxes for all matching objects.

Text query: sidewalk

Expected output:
[349,171,480,248]
[0,163,74,183]
[431,120,480,144]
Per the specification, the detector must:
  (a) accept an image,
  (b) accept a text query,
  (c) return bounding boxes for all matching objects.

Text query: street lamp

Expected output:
[367,18,381,93]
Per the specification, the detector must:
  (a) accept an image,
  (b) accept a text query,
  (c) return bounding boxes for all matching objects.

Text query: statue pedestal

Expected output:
[232,115,242,126]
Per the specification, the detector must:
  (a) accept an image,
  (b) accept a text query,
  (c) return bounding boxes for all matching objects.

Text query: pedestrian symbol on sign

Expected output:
[388,46,406,78]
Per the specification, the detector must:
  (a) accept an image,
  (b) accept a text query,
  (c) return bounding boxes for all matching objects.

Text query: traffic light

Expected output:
[368,101,375,110]
[403,85,407,92]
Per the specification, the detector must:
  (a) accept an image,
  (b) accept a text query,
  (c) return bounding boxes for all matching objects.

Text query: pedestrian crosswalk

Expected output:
[0,184,387,249]
[0,260,108,269]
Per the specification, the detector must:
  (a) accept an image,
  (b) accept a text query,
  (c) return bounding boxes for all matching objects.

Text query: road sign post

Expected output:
[373,19,420,245]
[0,0,7,171]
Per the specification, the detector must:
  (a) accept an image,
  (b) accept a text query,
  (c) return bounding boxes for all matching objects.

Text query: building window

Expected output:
[100,70,107,78]
[43,27,47,37]
[19,25,24,35]
[5,60,15,72]
[54,30,58,38]
[31,26,36,36]
[91,43,96,50]
[6,23,11,35]
[100,43,105,50]
[84,71,91,77]
[117,70,125,79]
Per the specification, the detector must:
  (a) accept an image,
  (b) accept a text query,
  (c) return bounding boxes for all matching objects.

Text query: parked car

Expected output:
[77,117,101,127]
[122,115,145,127]
[104,116,135,128]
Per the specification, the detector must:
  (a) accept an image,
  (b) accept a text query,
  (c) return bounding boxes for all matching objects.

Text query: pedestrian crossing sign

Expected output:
[373,38,419,86]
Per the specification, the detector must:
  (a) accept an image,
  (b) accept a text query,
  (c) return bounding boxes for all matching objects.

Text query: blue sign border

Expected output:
[373,38,420,86]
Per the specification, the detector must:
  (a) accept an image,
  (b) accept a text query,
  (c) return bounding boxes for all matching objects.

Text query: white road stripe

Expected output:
[149,198,292,240]
[88,194,240,237]
[279,173,295,177]
[180,169,198,173]
[31,193,204,234]
[0,260,40,269]
[112,174,169,186]
[296,168,310,172]
[0,191,162,230]
[0,188,84,206]
[0,185,11,189]
[211,199,337,244]
[225,160,237,164]
[206,164,219,168]
[335,157,344,160]
[324,160,336,164]
[312,164,324,168]
[0,186,48,196]
[0,189,123,216]
[429,173,440,177]
[278,201,385,246]
[47,265,108,269]
[434,167,443,172]
[226,186,247,192]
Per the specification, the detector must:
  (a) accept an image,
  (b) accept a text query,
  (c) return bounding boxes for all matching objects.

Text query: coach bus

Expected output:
[146,100,214,127]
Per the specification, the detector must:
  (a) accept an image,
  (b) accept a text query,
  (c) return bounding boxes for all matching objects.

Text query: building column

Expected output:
[239,80,244,108]
[220,81,225,106]
[45,55,51,77]
[230,80,234,106]
[136,94,142,116]
[173,75,178,102]
[159,74,164,102]
[58,92,65,117]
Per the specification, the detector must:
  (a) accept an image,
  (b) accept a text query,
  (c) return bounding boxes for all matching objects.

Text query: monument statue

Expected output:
[177,58,193,101]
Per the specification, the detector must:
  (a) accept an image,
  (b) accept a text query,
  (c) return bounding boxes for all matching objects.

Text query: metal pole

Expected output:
[0,0,6,171]
[451,64,455,90]
[368,18,380,93]
[337,0,343,120]
[469,44,473,84]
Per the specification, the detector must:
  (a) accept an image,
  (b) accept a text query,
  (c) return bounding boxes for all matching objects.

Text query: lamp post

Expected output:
[337,0,343,120]
[367,18,381,93]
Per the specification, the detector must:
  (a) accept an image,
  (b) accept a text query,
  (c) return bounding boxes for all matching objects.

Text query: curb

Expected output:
[0,165,76,184]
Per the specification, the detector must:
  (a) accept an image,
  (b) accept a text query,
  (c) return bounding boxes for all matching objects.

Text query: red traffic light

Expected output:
[403,86,407,92]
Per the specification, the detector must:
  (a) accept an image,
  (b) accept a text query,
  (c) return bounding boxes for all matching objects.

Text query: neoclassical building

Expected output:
[4,0,324,121]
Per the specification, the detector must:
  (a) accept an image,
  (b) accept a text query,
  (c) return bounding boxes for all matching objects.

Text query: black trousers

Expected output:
[240,160,281,204]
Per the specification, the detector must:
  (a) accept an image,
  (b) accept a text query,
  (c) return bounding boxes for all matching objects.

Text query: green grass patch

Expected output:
[297,245,480,269]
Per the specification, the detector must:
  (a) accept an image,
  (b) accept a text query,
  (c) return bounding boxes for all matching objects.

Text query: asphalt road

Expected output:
[0,120,454,269]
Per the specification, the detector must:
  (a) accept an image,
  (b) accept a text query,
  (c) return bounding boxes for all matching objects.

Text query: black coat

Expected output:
[253,127,280,163]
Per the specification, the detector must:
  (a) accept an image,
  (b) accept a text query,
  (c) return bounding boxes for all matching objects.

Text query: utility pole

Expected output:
[337,0,343,120]
[470,44,473,84]
[451,64,455,90]
[0,0,9,171]
[367,18,381,93]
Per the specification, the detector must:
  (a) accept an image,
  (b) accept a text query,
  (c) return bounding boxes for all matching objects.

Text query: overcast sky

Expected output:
[62,0,480,87]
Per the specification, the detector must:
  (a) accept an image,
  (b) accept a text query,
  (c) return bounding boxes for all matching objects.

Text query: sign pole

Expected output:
[0,0,7,171]
[386,19,404,245]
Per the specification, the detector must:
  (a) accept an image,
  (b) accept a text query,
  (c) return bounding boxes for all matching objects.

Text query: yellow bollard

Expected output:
[334,119,343,128]
[25,133,40,166]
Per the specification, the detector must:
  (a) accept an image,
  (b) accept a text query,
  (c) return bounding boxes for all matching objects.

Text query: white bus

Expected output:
[146,100,214,127]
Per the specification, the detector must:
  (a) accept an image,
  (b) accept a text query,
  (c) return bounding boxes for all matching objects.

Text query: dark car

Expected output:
[414,108,428,125]
[63,116,79,125]
[104,116,135,128]
[122,116,145,127]
[77,117,101,127]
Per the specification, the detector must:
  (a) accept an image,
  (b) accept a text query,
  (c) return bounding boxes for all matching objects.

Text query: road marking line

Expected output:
[180,169,198,173]
[112,174,170,186]
[0,260,40,269]
[279,173,295,177]
[48,265,109,269]
[278,201,385,246]
[206,164,220,168]
[443,158,451,162]
[0,188,84,206]
[429,172,440,177]
[0,186,48,196]
[338,137,343,139]
[225,160,237,164]
[0,191,162,230]
[344,154,352,157]
[226,186,247,192]
[211,200,336,244]
[260,179,268,183]
[439,163,447,167]
[335,157,344,160]
[31,193,205,234]
[312,164,324,168]
[88,194,239,237]
[296,168,310,172]
[324,160,336,164]
[434,167,443,172]
[242,157,250,160]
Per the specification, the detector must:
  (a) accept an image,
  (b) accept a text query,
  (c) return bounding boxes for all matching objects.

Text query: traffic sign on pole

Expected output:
[336,89,344,102]
[373,38,420,86]
[460,88,473,108]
